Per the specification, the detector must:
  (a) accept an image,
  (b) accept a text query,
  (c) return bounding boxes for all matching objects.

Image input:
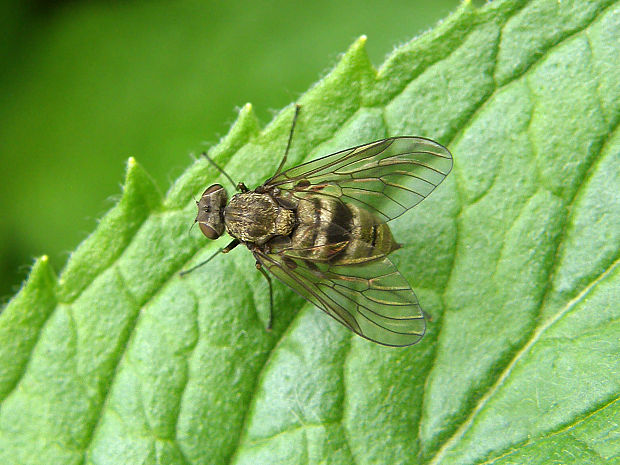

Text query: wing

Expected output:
[264,137,452,222]
[254,250,425,347]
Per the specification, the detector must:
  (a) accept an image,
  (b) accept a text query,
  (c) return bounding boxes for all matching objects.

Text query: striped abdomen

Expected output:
[286,196,399,264]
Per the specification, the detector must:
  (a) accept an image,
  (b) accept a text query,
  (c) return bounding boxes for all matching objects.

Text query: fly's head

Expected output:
[195,184,228,239]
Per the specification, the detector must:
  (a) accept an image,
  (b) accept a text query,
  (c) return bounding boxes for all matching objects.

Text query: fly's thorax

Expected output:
[286,196,398,263]
[224,192,295,245]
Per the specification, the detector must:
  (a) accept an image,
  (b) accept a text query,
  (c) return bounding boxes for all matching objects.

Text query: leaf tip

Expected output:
[346,33,371,60]
[32,254,52,274]
[55,153,164,302]
[163,101,260,209]
[237,102,260,133]
[4,254,57,312]
[122,156,161,209]
[209,102,260,159]
[124,156,142,179]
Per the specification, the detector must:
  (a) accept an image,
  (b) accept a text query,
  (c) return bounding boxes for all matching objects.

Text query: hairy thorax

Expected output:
[224,192,295,245]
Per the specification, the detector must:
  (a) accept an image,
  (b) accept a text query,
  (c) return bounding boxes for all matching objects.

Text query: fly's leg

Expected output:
[179,239,240,276]
[255,261,274,331]
[221,239,240,253]
[272,104,301,177]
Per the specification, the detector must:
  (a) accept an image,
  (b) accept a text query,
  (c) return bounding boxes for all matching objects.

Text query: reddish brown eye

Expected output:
[199,222,220,239]
[203,184,223,196]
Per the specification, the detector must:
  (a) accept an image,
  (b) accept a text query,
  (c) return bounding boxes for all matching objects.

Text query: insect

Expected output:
[182,105,452,346]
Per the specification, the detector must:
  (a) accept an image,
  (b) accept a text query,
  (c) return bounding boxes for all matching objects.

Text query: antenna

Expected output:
[273,104,301,177]
[202,152,237,190]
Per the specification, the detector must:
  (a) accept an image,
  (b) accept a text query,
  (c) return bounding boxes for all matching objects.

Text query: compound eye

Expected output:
[203,184,223,195]
[199,222,220,239]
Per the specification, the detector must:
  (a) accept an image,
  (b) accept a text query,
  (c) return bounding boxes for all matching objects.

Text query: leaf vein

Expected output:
[426,4,619,459]
[428,257,620,465]
[475,395,619,465]
[225,302,314,465]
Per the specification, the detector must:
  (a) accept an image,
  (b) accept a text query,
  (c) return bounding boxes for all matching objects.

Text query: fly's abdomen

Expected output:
[288,197,399,263]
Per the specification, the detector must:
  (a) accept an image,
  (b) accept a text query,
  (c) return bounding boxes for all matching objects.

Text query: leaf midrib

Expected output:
[428,256,620,465]
[417,5,618,460]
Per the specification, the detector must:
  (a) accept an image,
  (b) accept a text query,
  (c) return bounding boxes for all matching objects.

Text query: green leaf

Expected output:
[1,0,619,464]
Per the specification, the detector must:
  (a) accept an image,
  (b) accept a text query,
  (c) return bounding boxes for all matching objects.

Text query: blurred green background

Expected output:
[0,0,460,300]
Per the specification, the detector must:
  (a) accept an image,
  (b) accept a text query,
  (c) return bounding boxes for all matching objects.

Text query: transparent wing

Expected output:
[264,137,452,222]
[254,250,425,347]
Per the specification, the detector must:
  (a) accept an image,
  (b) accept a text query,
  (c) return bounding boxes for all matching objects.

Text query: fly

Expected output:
[181,105,453,347]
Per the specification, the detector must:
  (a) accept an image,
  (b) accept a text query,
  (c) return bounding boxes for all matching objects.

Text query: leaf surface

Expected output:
[1,1,619,464]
